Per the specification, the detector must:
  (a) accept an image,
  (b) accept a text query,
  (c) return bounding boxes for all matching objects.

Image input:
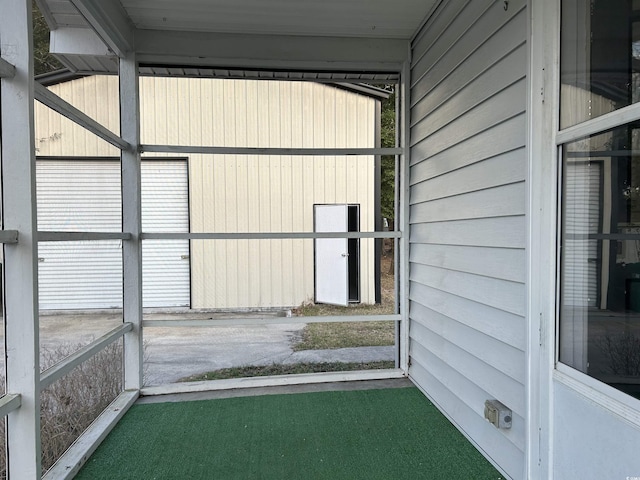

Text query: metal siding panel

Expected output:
[39,76,378,309]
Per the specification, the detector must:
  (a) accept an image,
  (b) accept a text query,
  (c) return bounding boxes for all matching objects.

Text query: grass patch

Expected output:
[293,321,395,351]
[180,360,396,381]
[291,253,396,351]
[293,301,394,317]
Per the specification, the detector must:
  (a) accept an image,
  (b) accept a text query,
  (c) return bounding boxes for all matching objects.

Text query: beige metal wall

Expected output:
[34,75,377,309]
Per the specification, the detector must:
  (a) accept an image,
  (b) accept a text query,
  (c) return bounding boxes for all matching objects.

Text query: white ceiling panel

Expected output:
[121,0,436,38]
[39,0,437,39]
[37,0,437,74]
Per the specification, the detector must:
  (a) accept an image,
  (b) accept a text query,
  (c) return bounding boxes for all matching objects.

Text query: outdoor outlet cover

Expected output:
[484,399,512,429]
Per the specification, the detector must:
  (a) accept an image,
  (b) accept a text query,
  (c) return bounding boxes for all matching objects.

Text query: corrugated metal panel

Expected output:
[138,66,399,84]
[36,159,190,309]
[34,75,378,309]
[138,78,377,309]
[562,161,601,308]
[407,0,527,478]
[141,160,190,307]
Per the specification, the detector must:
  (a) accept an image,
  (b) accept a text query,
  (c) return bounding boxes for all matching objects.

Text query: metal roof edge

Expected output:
[34,68,393,100]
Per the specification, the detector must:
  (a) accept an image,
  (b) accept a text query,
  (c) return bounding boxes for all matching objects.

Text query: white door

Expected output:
[314,204,349,306]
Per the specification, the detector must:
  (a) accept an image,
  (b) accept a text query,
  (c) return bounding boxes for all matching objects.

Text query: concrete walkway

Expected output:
[2,311,395,385]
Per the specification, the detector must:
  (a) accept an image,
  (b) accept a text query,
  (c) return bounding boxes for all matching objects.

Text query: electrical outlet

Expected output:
[484,399,512,429]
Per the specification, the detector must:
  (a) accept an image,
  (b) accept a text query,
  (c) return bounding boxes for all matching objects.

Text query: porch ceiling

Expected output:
[36,0,436,75]
[40,0,436,38]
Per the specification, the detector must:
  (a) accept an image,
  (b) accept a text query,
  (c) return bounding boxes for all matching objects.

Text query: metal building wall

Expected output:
[407,1,528,478]
[34,75,377,309]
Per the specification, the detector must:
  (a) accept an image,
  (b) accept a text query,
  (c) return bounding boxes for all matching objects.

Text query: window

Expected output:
[559,0,640,401]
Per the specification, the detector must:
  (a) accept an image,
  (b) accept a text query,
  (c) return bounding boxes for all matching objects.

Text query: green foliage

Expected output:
[380,89,396,223]
[179,361,396,381]
[32,1,63,75]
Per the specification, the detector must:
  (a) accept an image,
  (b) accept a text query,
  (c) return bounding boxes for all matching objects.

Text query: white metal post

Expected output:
[399,60,411,372]
[120,53,143,390]
[1,0,42,477]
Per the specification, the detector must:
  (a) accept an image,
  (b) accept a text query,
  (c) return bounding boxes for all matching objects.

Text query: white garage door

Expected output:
[141,161,190,308]
[37,159,190,310]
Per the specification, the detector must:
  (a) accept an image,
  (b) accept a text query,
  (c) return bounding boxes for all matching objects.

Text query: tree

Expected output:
[32,0,63,75]
[380,89,396,227]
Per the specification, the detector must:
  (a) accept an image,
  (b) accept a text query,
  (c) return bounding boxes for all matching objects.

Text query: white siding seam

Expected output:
[410,0,527,89]
[409,179,525,205]
[409,146,525,185]
[410,0,467,50]
[411,70,526,134]
[410,211,526,225]
[409,338,526,417]
[409,365,521,478]
[411,79,526,150]
[408,289,526,351]
[408,274,525,317]
[408,241,524,250]
[410,310,526,375]
[407,259,526,285]
[409,357,526,454]
[410,0,492,84]
[410,116,526,174]
[410,111,525,162]
[410,39,526,112]
[409,238,525,249]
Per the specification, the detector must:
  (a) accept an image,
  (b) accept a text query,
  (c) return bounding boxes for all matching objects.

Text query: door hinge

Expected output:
[539,313,543,346]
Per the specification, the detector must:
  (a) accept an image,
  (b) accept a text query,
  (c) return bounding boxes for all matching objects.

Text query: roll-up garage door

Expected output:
[141,161,190,308]
[37,159,190,310]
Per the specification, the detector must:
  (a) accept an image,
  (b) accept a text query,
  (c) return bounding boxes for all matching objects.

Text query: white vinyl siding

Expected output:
[408,1,528,478]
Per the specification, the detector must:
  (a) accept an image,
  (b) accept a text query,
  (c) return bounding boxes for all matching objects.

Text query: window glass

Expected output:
[560,122,640,400]
[560,0,640,129]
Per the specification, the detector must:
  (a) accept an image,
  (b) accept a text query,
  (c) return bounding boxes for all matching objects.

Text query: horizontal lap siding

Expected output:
[408,1,527,478]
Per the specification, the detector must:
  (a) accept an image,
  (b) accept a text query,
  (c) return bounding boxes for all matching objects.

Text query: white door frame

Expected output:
[527,0,560,477]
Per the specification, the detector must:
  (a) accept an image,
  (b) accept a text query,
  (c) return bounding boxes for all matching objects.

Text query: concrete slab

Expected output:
[0,311,395,386]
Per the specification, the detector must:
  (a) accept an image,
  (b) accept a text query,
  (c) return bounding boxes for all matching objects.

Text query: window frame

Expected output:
[554,0,640,419]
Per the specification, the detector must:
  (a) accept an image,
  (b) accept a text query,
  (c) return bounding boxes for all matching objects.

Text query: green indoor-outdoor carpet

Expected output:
[76,387,503,480]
